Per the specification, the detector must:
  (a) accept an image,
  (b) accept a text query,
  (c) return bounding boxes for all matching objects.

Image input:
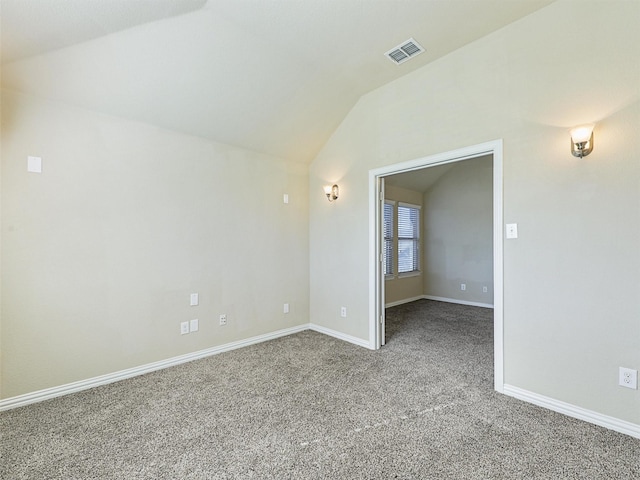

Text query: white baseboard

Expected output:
[422,295,493,309]
[308,323,373,350]
[385,295,424,308]
[503,384,640,440]
[0,324,308,412]
[6,327,637,442]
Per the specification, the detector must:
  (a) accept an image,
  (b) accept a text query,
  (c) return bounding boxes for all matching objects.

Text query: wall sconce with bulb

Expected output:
[570,124,595,158]
[323,184,339,202]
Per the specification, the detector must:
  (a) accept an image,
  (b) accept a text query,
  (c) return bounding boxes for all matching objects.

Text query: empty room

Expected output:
[1,1,639,478]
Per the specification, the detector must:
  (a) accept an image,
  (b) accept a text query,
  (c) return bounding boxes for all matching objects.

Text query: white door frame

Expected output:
[368,139,504,393]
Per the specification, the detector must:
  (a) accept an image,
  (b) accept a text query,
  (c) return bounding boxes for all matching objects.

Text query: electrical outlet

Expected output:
[340,307,347,318]
[190,319,199,332]
[619,367,638,389]
[190,293,199,306]
[219,314,227,326]
[284,303,290,314]
[460,283,466,291]
[180,321,189,335]
[483,286,488,293]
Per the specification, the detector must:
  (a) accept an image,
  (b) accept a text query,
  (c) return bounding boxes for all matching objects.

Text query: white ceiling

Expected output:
[0,0,209,63]
[1,0,556,162]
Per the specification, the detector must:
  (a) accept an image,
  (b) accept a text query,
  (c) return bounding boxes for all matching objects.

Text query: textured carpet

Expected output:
[1,299,639,479]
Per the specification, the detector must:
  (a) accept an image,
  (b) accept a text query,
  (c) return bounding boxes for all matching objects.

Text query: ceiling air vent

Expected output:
[385,38,425,65]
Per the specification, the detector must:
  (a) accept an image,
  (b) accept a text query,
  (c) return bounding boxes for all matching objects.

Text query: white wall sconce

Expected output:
[323,184,339,202]
[570,124,595,158]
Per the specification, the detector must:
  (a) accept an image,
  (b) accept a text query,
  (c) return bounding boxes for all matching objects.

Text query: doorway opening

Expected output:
[368,140,504,393]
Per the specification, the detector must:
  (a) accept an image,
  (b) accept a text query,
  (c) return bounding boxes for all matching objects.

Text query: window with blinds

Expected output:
[397,203,420,274]
[383,201,394,276]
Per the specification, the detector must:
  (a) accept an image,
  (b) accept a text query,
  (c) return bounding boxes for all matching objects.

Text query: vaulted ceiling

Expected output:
[1,0,555,162]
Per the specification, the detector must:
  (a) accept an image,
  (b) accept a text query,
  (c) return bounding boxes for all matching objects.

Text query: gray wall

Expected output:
[309,1,640,425]
[422,157,493,305]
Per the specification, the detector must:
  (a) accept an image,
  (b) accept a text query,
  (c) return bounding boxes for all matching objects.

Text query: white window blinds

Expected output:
[397,203,420,274]
[383,202,394,276]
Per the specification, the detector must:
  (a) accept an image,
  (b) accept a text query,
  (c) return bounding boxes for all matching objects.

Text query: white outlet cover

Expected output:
[284,303,290,314]
[619,367,638,389]
[190,319,199,332]
[283,194,289,204]
[506,223,518,239]
[180,321,189,335]
[190,293,199,306]
[340,307,347,318]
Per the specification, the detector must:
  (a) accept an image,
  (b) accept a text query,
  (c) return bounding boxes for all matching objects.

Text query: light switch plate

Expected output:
[27,156,42,173]
[190,319,199,333]
[190,293,198,306]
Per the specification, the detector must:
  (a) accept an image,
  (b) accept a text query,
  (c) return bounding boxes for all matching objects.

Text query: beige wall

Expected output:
[309,0,640,425]
[1,0,638,433]
[1,90,309,398]
[0,70,3,398]
[383,184,423,305]
[422,157,493,304]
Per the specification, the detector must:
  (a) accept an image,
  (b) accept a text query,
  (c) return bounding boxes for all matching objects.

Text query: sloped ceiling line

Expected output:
[1,0,556,163]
